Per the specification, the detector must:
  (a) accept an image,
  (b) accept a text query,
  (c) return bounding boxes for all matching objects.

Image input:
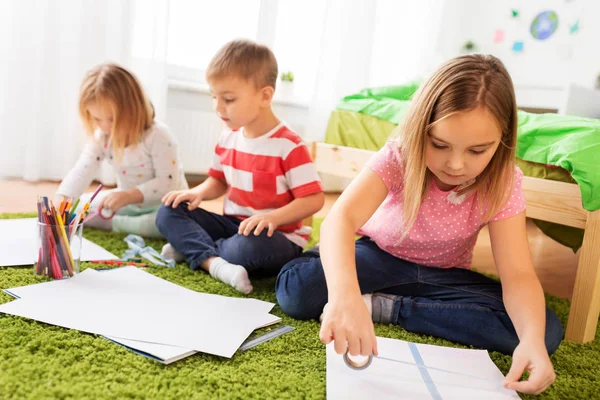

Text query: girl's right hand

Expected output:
[162,189,202,210]
[53,195,69,208]
[319,294,378,357]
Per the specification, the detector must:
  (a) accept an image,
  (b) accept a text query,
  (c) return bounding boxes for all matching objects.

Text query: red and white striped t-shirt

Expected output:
[208,123,323,247]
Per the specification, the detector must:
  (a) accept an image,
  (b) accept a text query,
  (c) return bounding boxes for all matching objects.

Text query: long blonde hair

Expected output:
[396,54,518,234]
[79,63,154,158]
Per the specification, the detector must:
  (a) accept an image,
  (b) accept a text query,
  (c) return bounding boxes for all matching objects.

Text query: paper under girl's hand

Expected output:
[162,189,202,210]
[319,295,378,357]
[504,340,556,395]
[238,214,279,237]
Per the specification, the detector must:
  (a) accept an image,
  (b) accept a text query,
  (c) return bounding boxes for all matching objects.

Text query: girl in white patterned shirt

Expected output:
[57,63,187,237]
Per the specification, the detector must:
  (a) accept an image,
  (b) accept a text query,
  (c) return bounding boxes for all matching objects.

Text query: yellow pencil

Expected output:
[56,213,76,276]
[77,203,91,225]
[51,200,75,276]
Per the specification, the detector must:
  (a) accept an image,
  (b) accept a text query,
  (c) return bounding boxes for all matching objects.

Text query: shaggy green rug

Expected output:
[0,214,598,399]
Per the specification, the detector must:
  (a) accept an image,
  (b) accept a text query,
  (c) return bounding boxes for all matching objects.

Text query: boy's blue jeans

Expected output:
[275,237,563,355]
[156,204,302,276]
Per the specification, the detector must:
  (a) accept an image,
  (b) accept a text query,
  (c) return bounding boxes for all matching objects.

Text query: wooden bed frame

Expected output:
[311,142,600,344]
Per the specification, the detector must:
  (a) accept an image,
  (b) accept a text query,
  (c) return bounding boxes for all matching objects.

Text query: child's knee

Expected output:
[275,266,309,319]
[219,234,279,266]
[155,204,180,232]
[219,235,254,265]
[275,259,324,320]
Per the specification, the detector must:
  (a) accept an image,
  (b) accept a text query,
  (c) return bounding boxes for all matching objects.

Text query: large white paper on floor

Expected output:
[5,267,276,315]
[327,337,519,399]
[0,218,118,266]
[4,267,281,363]
[0,267,276,357]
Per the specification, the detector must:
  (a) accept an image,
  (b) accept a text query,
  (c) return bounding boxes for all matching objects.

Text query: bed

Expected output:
[311,85,600,344]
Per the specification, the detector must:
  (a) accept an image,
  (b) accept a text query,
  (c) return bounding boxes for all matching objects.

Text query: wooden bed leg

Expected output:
[566,210,600,343]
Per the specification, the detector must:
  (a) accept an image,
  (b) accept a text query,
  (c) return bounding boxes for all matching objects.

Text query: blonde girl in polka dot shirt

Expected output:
[276,54,561,396]
[56,63,187,238]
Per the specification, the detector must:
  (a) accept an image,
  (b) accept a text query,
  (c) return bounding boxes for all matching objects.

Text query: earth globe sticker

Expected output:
[530,10,559,40]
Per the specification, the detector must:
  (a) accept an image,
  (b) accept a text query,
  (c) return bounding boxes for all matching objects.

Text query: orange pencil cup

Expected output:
[34,221,83,279]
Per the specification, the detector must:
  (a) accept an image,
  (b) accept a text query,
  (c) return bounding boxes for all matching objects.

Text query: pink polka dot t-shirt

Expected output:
[357,140,526,269]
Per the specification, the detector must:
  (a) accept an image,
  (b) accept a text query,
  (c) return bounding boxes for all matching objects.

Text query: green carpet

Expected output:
[0,214,598,399]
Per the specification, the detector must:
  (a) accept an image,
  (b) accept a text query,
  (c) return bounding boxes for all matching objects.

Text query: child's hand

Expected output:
[503,340,556,394]
[238,214,279,237]
[319,295,378,357]
[99,191,135,212]
[53,195,69,207]
[162,189,202,209]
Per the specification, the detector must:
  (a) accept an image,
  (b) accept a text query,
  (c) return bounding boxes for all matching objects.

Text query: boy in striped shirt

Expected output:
[156,40,324,294]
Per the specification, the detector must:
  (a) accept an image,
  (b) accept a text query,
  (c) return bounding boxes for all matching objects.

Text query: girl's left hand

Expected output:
[504,340,556,395]
[99,191,135,213]
[238,214,279,237]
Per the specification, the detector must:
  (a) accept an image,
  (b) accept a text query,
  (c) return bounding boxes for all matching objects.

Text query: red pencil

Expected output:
[90,260,148,267]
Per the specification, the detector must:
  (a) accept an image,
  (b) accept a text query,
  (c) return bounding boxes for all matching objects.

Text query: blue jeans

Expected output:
[275,237,563,355]
[156,204,303,276]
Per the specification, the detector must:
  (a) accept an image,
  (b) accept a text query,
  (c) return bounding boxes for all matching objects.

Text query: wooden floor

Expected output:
[0,179,579,299]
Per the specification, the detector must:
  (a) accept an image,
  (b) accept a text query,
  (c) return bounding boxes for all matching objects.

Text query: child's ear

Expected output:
[260,86,275,106]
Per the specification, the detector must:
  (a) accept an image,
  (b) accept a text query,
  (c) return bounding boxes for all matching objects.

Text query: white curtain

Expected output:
[305,0,377,143]
[308,0,445,191]
[369,0,446,87]
[0,0,169,184]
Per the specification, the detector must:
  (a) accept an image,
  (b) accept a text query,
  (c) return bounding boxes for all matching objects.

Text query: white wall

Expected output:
[570,1,600,88]
[437,0,598,89]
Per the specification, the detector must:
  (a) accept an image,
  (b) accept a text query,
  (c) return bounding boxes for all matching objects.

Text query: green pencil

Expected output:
[69,198,80,214]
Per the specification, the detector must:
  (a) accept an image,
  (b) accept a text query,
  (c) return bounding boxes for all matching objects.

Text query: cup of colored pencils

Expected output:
[34,195,90,279]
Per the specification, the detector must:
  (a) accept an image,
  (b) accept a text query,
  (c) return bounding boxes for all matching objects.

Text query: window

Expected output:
[165,0,326,103]
[369,0,443,87]
[166,0,261,81]
[272,1,326,103]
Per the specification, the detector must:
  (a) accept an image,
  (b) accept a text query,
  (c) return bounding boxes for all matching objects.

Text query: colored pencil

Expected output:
[89,184,104,203]
[89,260,148,268]
[35,187,107,279]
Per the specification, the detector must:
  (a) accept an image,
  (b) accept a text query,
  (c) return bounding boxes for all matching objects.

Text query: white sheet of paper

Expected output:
[6,267,275,315]
[0,218,118,266]
[327,337,519,399]
[5,267,281,363]
[0,267,275,357]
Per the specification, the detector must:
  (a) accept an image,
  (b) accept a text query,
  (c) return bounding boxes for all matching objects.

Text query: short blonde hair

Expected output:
[79,63,154,158]
[206,39,278,89]
[395,54,518,235]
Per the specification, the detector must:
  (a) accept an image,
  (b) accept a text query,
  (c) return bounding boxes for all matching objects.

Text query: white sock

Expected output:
[208,257,253,294]
[161,243,185,263]
[319,294,373,322]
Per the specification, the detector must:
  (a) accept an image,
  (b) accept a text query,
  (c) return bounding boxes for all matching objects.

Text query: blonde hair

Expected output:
[79,63,154,158]
[396,54,518,235]
[206,39,278,89]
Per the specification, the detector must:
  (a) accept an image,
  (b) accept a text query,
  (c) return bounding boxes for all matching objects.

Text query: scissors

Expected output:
[343,351,495,383]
